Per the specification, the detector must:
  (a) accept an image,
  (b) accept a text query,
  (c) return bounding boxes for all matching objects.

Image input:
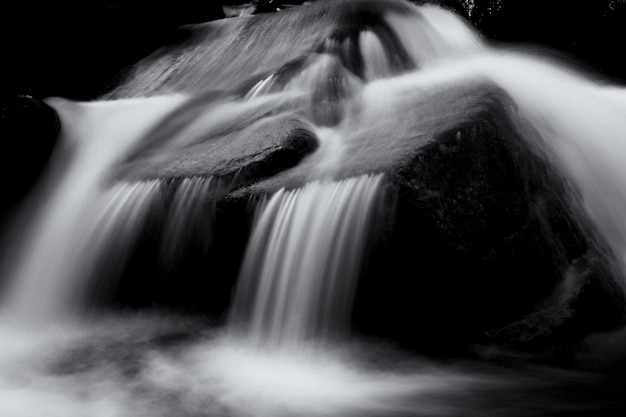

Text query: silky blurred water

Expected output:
[1,314,624,417]
[1,1,626,416]
[231,175,384,347]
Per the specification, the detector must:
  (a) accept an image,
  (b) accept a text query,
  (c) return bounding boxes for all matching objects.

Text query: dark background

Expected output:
[0,0,625,100]
[0,1,225,99]
[468,0,626,83]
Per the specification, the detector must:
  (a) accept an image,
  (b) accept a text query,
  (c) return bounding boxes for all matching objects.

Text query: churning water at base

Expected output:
[231,174,383,347]
[1,313,624,417]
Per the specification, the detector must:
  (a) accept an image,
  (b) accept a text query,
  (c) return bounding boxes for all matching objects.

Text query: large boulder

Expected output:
[115,92,319,184]
[352,93,625,356]
[108,0,418,98]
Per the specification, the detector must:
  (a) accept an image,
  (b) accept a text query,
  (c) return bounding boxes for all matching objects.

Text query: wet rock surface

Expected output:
[118,114,318,186]
[352,90,625,356]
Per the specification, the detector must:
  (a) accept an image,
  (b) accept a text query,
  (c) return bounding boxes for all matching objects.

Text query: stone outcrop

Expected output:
[0,90,60,217]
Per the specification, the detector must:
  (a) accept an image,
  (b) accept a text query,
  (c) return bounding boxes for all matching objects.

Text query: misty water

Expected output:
[2,0,626,416]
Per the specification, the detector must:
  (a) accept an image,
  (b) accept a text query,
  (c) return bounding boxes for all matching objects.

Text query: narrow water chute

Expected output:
[231,174,384,347]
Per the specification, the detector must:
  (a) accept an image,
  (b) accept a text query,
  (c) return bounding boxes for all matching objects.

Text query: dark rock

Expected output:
[108,186,256,316]
[109,0,418,98]
[0,90,60,216]
[476,253,626,361]
[351,88,625,355]
[116,98,319,186]
[234,81,514,195]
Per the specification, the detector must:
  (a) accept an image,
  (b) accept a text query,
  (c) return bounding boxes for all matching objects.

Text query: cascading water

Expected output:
[0,96,185,323]
[1,1,626,416]
[2,180,161,321]
[231,174,384,347]
[159,176,218,264]
[0,95,227,324]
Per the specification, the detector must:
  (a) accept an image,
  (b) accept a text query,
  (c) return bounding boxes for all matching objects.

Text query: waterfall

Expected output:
[1,0,625,345]
[1,0,624,340]
[3,1,626,416]
[160,176,218,266]
[231,174,384,347]
[1,180,160,322]
[0,96,184,324]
